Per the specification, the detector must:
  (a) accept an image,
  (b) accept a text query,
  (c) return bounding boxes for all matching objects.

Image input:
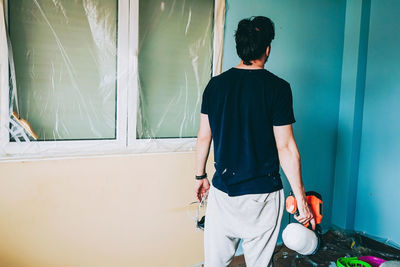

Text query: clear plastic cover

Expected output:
[137,0,214,139]
[8,0,118,141]
[0,0,225,159]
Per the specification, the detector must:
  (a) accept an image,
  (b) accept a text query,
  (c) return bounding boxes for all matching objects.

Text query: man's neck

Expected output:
[235,60,265,70]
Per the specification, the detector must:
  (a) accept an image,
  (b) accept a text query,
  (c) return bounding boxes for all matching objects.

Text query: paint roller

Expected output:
[282,191,323,255]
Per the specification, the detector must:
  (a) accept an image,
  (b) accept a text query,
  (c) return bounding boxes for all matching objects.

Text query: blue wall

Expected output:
[354,0,400,245]
[223,0,346,233]
[331,0,370,231]
[331,0,400,246]
[222,0,400,253]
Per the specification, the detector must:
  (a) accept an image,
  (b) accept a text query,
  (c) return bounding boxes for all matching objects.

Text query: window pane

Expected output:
[137,0,214,139]
[9,0,117,141]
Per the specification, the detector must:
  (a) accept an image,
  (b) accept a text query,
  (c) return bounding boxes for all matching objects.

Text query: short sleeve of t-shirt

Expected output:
[201,78,213,114]
[272,82,296,126]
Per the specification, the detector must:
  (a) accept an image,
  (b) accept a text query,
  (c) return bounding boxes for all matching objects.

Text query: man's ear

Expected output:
[266,45,271,57]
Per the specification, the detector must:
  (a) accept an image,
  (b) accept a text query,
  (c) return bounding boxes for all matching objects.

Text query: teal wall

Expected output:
[354,0,400,245]
[222,0,346,236]
[223,0,400,251]
[331,0,370,231]
[331,0,400,246]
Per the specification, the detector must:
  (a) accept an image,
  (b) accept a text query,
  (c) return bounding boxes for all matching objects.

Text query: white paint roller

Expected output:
[282,223,319,255]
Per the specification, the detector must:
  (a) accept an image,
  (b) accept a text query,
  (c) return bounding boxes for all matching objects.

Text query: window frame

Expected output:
[0,0,225,160]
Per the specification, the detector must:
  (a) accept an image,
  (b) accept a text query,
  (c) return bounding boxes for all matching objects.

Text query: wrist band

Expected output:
[195,173,207,180]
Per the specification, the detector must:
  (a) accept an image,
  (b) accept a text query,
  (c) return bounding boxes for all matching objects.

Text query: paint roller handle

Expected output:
[286,192,323,230]
[287,194,316,230]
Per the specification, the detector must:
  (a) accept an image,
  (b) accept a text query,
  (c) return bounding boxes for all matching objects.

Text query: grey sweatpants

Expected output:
[204,184,284,267]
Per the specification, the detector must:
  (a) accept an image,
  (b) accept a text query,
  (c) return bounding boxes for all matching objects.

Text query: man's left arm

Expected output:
[195,113,212,202]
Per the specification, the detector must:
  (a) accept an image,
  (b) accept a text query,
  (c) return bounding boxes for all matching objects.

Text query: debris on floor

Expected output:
[226,230,400,267]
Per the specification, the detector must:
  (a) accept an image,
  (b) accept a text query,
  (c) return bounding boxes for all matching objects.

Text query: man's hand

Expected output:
[273,124,316,231]
[294,200,316,230]
[195,114,212,202]
[195,178,210,202]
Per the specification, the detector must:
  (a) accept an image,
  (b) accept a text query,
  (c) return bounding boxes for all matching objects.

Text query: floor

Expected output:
[224,230,400,267]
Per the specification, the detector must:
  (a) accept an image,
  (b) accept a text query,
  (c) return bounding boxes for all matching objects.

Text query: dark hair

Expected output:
[235,16,275,65]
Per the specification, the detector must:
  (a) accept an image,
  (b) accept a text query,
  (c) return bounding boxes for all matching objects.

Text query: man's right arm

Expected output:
[273,124,316,230]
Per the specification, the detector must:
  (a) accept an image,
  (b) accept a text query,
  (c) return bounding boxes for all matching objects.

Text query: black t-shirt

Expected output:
[201,67,295,196]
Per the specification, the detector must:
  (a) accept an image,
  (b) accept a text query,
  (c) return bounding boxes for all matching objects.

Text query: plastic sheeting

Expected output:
[9,0,118,141]
[0,0,225,159]
[137,0,214,139]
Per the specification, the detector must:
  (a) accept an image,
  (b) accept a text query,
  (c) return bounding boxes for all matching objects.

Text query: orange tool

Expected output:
[286,191,323,228]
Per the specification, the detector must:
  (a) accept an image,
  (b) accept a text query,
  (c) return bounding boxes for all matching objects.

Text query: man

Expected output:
[194,16,315,267]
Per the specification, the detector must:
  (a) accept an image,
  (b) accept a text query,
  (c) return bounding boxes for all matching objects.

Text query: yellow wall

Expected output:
[0,152,213,267]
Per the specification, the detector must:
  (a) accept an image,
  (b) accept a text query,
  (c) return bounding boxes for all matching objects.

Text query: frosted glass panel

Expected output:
[137,0,214,139]
[9,0,117,141]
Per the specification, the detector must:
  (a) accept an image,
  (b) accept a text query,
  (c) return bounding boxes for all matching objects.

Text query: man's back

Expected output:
[201,67,295,196]
[196,16,315,267]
